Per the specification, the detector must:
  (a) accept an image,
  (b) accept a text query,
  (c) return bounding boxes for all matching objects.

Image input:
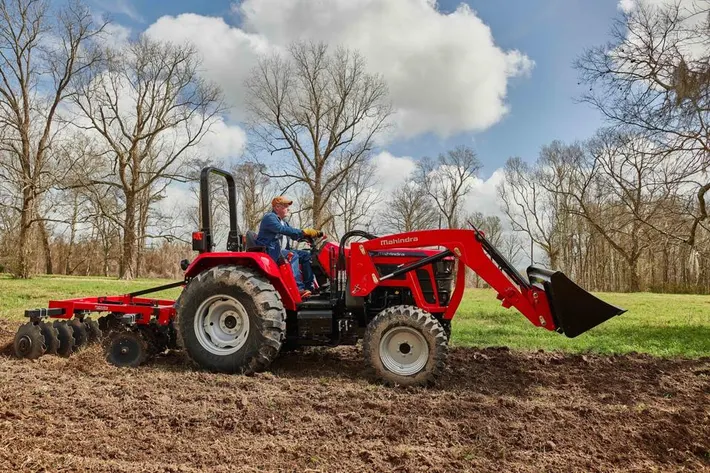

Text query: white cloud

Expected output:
[144,13,272,123]
[198,119,247,163]
[145,0,534,139]
[98,23,132,49]
[462,168,506,220]
[157,182,194,218]
[618,0,637,12]
[371,151,418,194]
[94,0,144,23]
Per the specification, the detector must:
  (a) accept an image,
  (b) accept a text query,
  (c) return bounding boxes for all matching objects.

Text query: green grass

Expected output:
[1,274,708,358]
[0,274,182,322]
[451,289,710,357]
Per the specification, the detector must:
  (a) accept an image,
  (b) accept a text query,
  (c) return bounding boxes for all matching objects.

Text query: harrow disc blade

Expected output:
[527,265,627,338]
[84,317,102,344]
[38,321,59,356]
[68,319,88,350]
[53,321,75,357]
[14,322,46,359]
[105,330,148,368]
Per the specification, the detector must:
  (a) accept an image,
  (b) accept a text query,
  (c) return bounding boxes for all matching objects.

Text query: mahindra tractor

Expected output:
[14,167,626,386]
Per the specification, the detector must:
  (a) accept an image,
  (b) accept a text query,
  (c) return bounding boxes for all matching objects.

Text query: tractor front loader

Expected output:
[14,167,626,386]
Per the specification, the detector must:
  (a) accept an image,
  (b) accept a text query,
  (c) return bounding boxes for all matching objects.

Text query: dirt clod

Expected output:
[0,321,708,472]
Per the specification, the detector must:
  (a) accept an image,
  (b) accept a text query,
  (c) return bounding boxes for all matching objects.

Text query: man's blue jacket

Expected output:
[255,211,304,262]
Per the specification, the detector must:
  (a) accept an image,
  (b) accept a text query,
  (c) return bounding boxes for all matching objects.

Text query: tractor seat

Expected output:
[245,231,266,253]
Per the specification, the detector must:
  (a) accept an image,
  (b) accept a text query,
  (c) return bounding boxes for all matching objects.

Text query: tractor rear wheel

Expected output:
[363,305,448,387]
[176,265,286,374]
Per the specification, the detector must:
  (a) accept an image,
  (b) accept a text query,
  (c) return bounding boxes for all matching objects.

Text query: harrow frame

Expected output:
[24,281,183,325]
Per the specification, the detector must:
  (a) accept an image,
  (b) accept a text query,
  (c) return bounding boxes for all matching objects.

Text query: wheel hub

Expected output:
[379,326,429,376]
[108,333,146,367]
[17,335,31,354]
[195,295,250,355]
[219,311,241,334]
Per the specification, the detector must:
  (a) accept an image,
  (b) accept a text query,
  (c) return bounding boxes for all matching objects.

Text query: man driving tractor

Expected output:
[255,196,321,299]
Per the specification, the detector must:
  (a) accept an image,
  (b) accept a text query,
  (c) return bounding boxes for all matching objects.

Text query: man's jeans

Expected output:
[281,249,314,291]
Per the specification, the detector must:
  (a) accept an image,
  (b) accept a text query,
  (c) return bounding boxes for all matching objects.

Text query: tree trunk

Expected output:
[546,246,558,269]
[627,256,640,292]
[17,187,35,279]
[103,242,110,277]
[136,195,149,278]
[38,218,53,275]
[64,195,79,275]
[312,191,322,228]
[120,193,137,280]
[136,239,143,278]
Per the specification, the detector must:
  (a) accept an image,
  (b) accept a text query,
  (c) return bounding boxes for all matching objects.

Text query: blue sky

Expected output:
[88,0,622,179]
[420,0,619,176]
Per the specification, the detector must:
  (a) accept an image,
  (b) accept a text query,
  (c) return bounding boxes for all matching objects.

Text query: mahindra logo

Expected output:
[380,236,419,246]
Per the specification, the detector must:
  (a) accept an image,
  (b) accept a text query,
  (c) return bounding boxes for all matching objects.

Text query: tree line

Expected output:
[498,1,710,293]
[0,0,708,294]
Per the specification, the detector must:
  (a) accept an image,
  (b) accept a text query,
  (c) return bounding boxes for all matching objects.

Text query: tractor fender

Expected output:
[183,252,299,310]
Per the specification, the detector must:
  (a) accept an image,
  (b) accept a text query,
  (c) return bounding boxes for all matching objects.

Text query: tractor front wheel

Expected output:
[363,305,448,387]
[176,265,286,374]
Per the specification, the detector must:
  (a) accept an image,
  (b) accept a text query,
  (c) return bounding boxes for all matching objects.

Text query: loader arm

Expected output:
[349,228,627,337]
[349,229,555,330]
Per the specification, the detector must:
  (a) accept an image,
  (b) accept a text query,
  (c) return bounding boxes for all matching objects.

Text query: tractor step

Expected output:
[297,298,333,310]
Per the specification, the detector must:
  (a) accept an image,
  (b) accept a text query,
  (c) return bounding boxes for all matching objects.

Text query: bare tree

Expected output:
[575,0,710,248]
[498,156,565,267]
[245,40,392,229]
[465,211,505,288]
[557,130,666,291]
[71,35,225,279]
[327,159,380,239]
[415,145,482,229]
[500,233,525,266]
[0,0,105,277]
[379,180,439,233]
[467,212,504,246]
[86,187,121,277]
[233,161,276,232]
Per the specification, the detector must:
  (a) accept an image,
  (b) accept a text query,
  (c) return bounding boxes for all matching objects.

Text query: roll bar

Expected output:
[194,167,241,253]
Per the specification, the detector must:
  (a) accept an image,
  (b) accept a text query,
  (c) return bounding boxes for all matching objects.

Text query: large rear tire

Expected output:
[363,305,448,387]
[176,265,286,374]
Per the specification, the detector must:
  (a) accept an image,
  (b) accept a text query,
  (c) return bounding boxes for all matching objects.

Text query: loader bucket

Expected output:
[526,265,626,338]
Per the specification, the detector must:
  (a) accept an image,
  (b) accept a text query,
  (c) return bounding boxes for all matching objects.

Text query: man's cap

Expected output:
[272,196,293,207]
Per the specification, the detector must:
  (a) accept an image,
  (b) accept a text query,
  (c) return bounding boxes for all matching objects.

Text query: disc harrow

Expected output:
[13,281,182,368]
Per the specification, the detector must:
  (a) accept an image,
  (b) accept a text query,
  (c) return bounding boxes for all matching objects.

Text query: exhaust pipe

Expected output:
[527,265,627,338]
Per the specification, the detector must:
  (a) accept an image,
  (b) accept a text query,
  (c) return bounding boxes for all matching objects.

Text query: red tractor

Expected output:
[15,167,626,386]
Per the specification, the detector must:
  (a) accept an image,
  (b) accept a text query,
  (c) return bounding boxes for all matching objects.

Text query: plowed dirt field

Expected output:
[0,318,708,473]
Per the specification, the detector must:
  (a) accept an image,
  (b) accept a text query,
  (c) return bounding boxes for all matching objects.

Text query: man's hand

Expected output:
[302,228,322,238]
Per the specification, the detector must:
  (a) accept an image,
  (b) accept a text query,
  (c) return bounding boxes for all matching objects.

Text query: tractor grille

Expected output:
[416,269,436,304]
[375,264,406,280]
[375,262,455,306]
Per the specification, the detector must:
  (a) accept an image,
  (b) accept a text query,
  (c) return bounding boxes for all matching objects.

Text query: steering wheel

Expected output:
[302,232,328,256]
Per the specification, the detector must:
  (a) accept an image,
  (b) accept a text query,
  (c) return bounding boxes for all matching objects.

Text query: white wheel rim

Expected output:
[379,326,429,376]
[194,295,250,355]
